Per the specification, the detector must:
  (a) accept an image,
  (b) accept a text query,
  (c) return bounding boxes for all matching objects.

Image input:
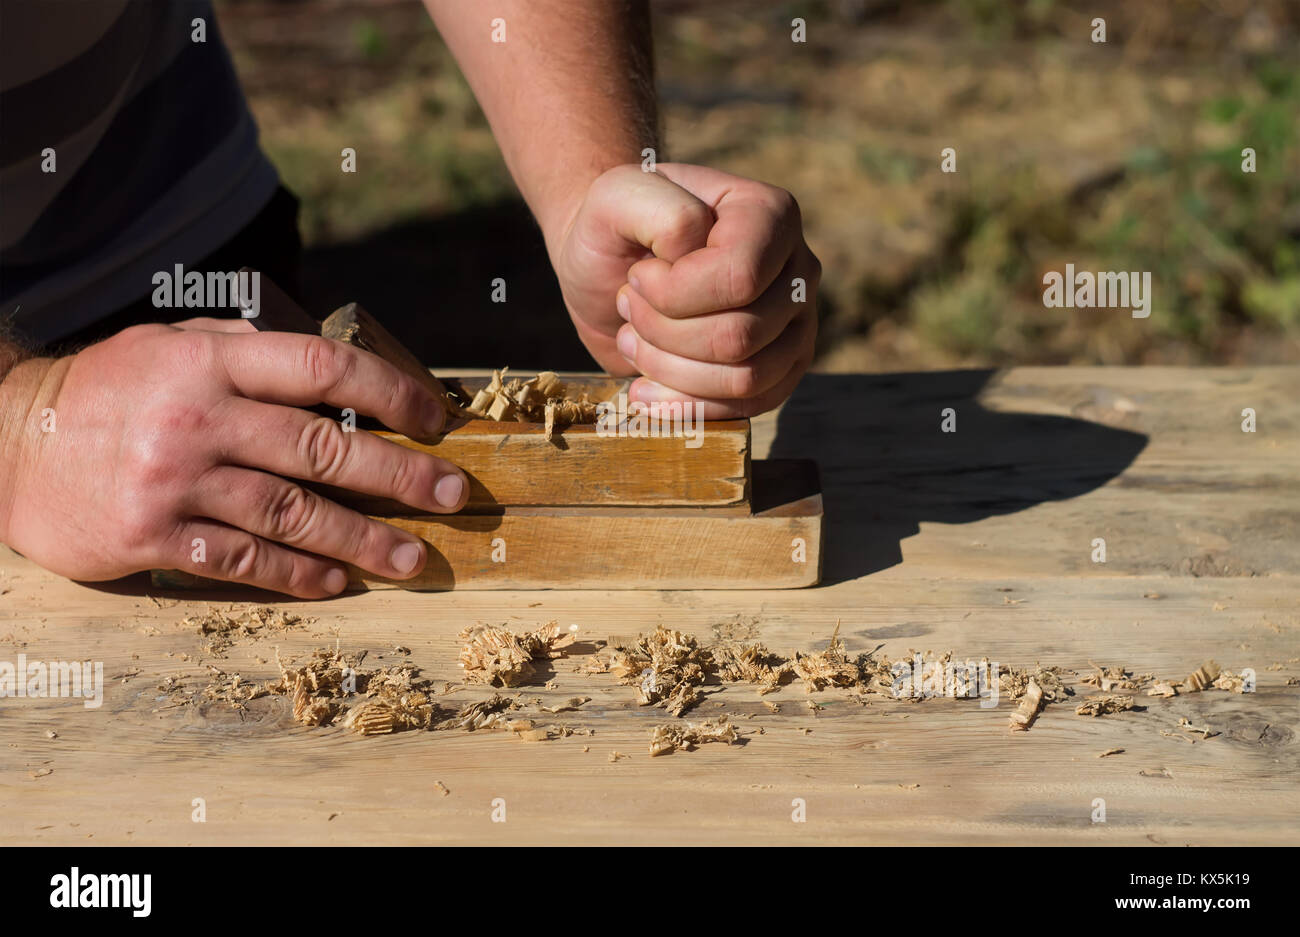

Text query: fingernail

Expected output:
[435,473,465,509]
[616,289,631,321]
[390,541,423,575]
[628,274,641,294]
[324,568,348,594]
[630,378,669,403]
[616,328,637,363]
[423,397,445,435]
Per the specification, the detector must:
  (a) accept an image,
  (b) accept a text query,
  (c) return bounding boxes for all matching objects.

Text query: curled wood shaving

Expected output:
[999,664,1072,703]
[1210,671,1246,693]
[458,621,576,687]
[1181,660,1221,692]
[710,643,792,695]
[612,626,713,716]
[1075,694,1136,717]
[1147,681,1178,698]
[648,717,740,757]
[1008,678,1044,731]
[1081,661,1149,692]
[462,369,600,439]
[789,623,862,692]
[439,694,519,732]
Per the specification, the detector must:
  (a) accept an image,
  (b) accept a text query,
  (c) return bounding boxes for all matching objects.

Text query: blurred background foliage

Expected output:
[218,0,1300,370]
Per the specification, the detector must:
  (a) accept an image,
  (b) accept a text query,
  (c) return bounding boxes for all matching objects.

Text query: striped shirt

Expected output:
[0,0,279,344]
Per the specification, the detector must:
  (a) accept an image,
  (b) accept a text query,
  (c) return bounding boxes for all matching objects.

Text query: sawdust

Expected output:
[648,717,740,757]
[611,625,713,716]
[463,369,600,439]
[458,621,576,687]
[183,605,308,657]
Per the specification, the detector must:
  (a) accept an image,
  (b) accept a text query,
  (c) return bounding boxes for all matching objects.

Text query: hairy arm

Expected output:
[0,338,63,546]
[422,0,657,256]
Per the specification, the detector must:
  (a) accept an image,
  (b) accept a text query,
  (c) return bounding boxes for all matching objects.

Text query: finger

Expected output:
[215,331,447,438]
[626,191,804,319]
[192,467,429,579]
[214,398,468,513]
[629,348,814,420]
[173,519,347,599]
[616,260,801,364]
[171,317,258,333]
[585,164,715,262]
[616,305,815,401]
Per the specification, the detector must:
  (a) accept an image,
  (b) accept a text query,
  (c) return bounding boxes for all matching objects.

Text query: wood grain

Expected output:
[155,459,819,591]
[4,366,1297,846]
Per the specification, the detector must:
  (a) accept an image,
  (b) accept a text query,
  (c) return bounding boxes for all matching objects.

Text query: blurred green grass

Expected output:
[219,0,1300,368]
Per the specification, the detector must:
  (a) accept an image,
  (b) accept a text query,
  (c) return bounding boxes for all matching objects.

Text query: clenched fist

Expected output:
[552,163,821,418]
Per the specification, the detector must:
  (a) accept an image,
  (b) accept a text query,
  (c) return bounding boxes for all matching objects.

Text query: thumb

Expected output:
[584,164,715,262]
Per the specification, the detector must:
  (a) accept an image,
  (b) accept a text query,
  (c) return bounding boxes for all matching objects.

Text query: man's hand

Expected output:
[553,163,821,419]
[0,323,468,597]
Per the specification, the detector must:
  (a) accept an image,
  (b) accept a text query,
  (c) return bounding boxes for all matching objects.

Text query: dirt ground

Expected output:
[216,0,1300,371]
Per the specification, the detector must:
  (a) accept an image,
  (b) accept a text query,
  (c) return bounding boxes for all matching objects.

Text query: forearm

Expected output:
[423,0,657,256]
[0,342,63,545]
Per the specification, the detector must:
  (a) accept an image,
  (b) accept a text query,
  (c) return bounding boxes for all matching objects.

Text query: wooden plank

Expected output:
[327,420,750,511]
[153,459,820,591]
[4,366,1296,846]
[315,372,751,509]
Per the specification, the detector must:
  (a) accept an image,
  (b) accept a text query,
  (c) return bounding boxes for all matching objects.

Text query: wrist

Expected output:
[0,354,65,546]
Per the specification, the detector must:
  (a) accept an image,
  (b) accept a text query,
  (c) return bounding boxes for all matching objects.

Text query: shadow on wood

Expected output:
[769,370,1148,584]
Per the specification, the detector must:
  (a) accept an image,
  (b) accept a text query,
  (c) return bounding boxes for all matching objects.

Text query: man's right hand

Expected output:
[0,322,468,598]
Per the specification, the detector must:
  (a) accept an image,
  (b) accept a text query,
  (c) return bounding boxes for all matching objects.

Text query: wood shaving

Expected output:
[1008,678,1045,731]
[1081,661,1147,692]
[710,642,792,695]
[1181,659,1221,692]
[1177,717,1218,739]
[1097,748,1125,758]
[648,716,740,756]
[611,625,713,716]
[540,696,590,713]
[462,369,600,440]
[1075,694,1136,717]
[1210,671,1247,693]
[438,694,520,732]
[458,621,576,687]
[1147,682,1178,698]
[608,750,627,763]
[789,623,862,692]
[999,664,1073,703]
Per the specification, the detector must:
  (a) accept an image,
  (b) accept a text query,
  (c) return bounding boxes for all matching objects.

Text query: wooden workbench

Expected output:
[2,367,1297,845]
